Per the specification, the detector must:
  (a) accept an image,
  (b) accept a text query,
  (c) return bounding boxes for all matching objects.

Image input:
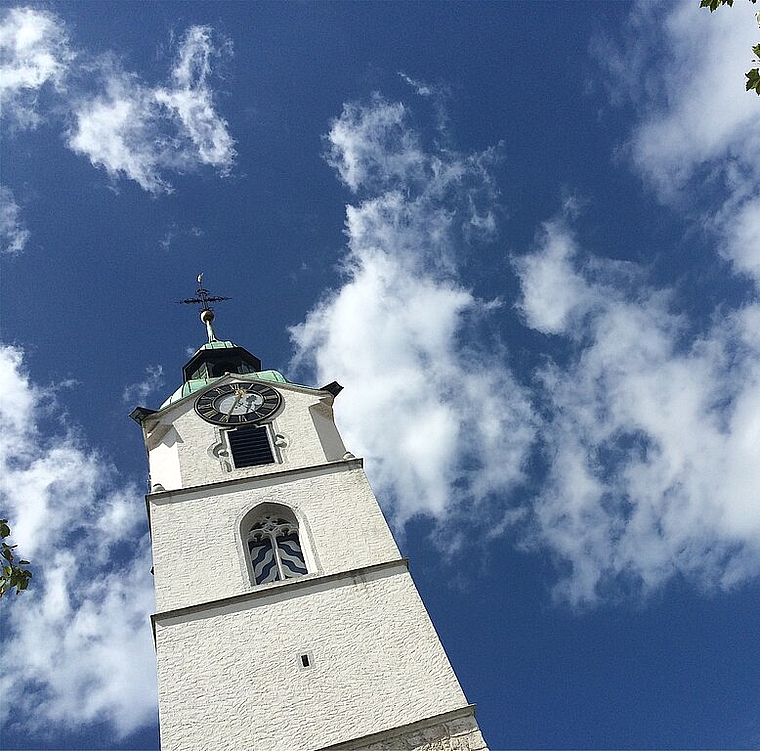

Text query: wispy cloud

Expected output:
[0,6,72,129]
[0,186,30,254]
[324,95,426,194]
[292,95,534,529]
[597,1,760,287]
[154,26,236,171]
[514,0,760,605]
[159,222,204,249]
[123,364,164,403]
[1,7,236,195]
[515,212,760,604]
[70,25,236,192]
[398,71,433,97]
[67,64,176,194]
[0,344,157,737]
[296,62,760,605]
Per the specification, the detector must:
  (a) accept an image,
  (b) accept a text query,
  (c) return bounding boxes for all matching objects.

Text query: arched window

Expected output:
[247,514,307,585]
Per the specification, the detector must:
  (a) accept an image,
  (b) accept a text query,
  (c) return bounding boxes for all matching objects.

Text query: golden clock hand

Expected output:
[228,394,243,415]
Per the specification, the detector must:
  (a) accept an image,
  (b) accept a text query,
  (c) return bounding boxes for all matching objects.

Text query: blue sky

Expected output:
[1,2,759,749]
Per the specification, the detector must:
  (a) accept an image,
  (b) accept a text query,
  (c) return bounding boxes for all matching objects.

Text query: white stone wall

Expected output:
[146,380,347,492]
[146,429,182,491]
[149,461,401,612]
[146,375,488,751]
[154,565,471,751]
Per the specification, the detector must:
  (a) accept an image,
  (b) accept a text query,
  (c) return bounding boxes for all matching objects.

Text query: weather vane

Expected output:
[177,273,232,342]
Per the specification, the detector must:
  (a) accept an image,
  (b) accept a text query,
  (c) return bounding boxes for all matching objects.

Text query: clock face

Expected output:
[195,382,282,426]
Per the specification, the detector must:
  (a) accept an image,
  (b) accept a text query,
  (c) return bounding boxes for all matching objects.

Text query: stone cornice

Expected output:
[151,557,409,632]
[145,456,364,509]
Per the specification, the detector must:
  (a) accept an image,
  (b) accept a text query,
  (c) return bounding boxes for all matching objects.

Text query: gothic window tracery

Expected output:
[247,514,307,585]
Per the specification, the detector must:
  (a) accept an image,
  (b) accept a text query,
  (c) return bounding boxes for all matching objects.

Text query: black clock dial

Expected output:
[195,382,282,426]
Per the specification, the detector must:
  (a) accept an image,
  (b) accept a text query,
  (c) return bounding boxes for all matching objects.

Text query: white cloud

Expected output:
[714,193,760,285]
[515,221,760,605]
[398,71,433,97]
[123,364,164,403]
[154,26,236,170]
[292,96,534,529]
[324,96,428,194]
[68,65,175,193]
[0,6,72,129]
[599,2,760,287]
[0,344,157,738]
[0,186,30,254]
[1,8,235,193]
[513,215,594,335]
[502,3,760,604]
[626,3,759,194]
[69,25,236,193]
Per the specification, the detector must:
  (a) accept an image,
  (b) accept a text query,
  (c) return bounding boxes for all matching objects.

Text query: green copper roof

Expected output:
[194,339,238,352]
[159,370,291,410]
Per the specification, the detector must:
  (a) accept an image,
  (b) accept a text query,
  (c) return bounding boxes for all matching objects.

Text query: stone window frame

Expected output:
[239,502,317,588]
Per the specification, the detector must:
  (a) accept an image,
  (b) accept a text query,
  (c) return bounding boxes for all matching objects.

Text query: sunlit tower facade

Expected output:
[130,284,488,751]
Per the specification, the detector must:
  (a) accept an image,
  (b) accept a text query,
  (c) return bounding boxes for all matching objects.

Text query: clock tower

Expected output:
[131,287,488,751]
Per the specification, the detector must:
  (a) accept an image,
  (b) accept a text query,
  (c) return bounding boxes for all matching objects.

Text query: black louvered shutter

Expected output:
[228,426,274,468]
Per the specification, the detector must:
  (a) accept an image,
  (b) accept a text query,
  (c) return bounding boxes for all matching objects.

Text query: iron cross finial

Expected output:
[177,273,232,312]
[176,274,232,343]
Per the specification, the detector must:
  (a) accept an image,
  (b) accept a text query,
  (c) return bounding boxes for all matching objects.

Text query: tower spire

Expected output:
[177,273,232,343]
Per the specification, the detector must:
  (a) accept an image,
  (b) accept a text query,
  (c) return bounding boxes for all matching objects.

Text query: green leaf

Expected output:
[700,0,734,10]
[746,67,760,93]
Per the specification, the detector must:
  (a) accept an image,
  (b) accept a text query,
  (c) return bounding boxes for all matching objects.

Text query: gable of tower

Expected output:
[141,375,348,492]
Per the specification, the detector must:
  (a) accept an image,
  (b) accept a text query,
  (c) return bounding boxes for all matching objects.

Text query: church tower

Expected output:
[131,283,488,751]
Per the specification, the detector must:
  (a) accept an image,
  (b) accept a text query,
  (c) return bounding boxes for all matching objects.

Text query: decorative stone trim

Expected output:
[318,705,489,751]
[146,456,364,506]
[152,557,410,629]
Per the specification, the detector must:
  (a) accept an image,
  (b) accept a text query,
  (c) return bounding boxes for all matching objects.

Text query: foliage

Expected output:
[1,519,32,597]
[748,46,760,92]
[700,0,760,94]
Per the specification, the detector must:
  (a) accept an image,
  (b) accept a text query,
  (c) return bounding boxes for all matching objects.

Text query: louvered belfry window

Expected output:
[248,515,308,585]
[228,426,274,468]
